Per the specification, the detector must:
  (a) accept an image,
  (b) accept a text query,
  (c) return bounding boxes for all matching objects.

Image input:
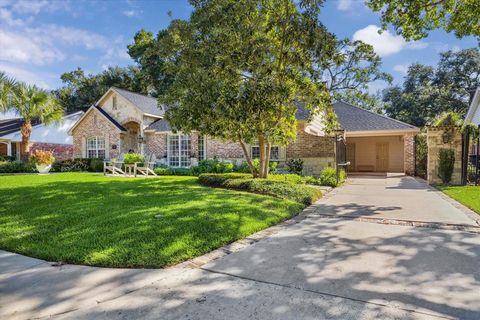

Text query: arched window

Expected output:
[86,136,106,159]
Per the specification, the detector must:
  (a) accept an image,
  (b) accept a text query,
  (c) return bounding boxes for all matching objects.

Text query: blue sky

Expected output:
[0,0,477,92]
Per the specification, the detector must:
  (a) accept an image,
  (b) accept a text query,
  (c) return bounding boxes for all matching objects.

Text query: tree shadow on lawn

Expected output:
[0,175,302,268]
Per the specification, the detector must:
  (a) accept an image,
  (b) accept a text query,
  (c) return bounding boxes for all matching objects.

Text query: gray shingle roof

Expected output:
[333,101,418,132]
[0,118,41,137]
[112,87,164,117]
[146,119,171,132]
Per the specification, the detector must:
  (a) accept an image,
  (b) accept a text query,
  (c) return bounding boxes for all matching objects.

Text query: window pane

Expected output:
[270,147,279,160]
[252,146,260,159]
[198,135,205,160]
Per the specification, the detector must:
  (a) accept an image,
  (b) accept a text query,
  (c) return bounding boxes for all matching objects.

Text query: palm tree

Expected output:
[0,73,64,160]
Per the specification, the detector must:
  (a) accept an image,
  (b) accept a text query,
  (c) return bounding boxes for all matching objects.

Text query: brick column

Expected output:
[403,134,415,175]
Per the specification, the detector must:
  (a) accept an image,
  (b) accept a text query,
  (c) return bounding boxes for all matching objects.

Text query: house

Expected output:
[0,111,84,161]
[68,87,419,174]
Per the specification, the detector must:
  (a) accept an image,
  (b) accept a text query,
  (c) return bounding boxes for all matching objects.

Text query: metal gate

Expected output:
[461,125,480,185]
[336,134,349,184]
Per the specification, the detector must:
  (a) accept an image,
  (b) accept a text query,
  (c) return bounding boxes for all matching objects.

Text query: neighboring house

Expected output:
[465,87,480,126]
[0,111,84,161]
[68,87,419,175]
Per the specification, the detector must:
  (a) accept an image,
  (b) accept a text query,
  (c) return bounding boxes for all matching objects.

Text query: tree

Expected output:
[157,0,336,178]
[366,0,480,41]
[382,48,480,127]
[127,29,175,97]
[53,66,151,113]
[0,74,64,160]
[313,38,392,110]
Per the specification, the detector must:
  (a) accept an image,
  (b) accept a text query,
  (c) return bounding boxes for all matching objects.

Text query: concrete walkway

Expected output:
[1,175,479,319]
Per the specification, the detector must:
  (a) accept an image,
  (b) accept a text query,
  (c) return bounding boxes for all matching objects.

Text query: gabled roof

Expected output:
[0,118,38,137]
[332,101,419,132]
[111,87,164,117]
[465,87,480,124]
[146,119,171,132]
[68,106,126,135]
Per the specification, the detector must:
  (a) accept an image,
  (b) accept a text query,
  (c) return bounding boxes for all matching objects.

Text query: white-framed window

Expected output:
[198,135,206,160]
[112,95,118,110]
[86,136,106,159]
[168,134,191,167]
[251,145,280,161]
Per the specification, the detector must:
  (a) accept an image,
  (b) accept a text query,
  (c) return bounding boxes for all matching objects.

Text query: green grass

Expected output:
[0,173,303,268]
[438,185,480,215]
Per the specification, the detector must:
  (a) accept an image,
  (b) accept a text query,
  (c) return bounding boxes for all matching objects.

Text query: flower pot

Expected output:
[36,164,52,174]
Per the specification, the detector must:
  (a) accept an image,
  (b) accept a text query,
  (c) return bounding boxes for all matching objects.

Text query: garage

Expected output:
[333,101,420,174]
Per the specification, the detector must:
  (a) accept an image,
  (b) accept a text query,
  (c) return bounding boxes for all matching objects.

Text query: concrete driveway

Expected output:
[1,175,479,319]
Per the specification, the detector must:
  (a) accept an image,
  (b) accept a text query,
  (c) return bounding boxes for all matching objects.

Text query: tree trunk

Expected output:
[238,137,258,178]
[258,135,267,178]
[20,120,32,162]
[264,141,272,179]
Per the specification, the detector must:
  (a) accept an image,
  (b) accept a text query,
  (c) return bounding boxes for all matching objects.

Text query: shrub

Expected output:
[153,166,194,176]
[0,161,34,173]
[319,167,346,187]
[236,159,277,175]
[0,155,15,162]
[52,158,103,172]
[123,153,144,165]
[268,173,305,184]
[88,158,104,172]
[286,159,304,175]
[153,166,173,175]
[198,173,322,205]
[303,175,321,185]
[30,150,55,166]
[415,133,427,179]
[191,159,235,175]
[438,148,455,184]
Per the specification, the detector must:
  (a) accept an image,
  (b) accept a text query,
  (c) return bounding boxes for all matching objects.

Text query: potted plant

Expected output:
[30,150,55,174]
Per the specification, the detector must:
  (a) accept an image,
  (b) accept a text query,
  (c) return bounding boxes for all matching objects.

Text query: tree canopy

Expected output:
[366,0,480,41]
[53,66,151,113]
[153,0,338,178]
[382,48,480,127]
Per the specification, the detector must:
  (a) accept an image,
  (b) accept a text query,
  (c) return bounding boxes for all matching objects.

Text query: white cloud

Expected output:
[10,0,69,14]
[337,0,353,11]
[123,9,141,17]
[0,7,27,26]
[0,30,64,64]
[353,25,428,57]
[393,64,409,76]
[0,63,51,88]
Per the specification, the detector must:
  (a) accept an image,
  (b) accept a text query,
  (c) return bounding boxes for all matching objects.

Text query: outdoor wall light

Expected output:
[137,135,145,144]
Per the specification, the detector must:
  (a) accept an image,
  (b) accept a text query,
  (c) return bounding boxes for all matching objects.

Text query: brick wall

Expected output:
[403,134,415,175]
[145,132,168,162]
[0,143,6,156]
[72,108,121,159]
[427,127,463,185]
[29,143,74,161]
[206,138,244,160]
[286,122,335,158]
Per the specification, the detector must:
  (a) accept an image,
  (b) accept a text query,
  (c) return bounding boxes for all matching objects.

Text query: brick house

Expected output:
[0,111,84,161]
[68,87,419,175]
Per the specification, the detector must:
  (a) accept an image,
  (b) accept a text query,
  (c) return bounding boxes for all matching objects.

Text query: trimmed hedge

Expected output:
[52,158,104,172]
[0,161,34,173]
[198,173,322,205]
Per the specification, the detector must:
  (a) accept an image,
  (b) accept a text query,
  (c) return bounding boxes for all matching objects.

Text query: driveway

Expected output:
[1,175,479,319]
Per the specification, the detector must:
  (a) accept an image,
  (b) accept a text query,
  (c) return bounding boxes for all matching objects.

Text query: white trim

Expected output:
[345,128,419,138]
[143,113,163,119]
[465,87,480,124]
[68,106,122,135]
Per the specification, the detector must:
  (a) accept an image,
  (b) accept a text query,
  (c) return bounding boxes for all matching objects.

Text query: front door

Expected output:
[376,142,389,172]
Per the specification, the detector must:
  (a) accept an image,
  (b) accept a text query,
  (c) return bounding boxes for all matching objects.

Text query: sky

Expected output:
[0,0,477,94]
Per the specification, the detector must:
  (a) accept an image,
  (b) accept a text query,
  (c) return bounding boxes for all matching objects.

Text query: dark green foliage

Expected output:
[237,159,277,174]
[198,173,322,205]
[319,167,346,187]
[153,166,194,176]
[52,158,103,172]
[438,148,455,184]
[286,159,304,175]
[191,159,235,175]
[0,155,15,162]
[0,161,34,173]
[415,133,427,179]
[153,166,173,175]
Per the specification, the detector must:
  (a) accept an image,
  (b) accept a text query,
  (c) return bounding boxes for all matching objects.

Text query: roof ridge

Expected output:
[111,86,157,101]
[336,100,418,129]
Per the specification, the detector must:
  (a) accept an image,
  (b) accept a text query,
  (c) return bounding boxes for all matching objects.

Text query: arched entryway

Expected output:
[121,121,141,154]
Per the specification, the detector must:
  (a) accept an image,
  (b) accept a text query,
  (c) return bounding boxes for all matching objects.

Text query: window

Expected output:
[112,96,117,110]
[168,134,191,167]
[251,145,280,160]
[10,142,17,160]
[86,136,106,159]
[198,135,206,160]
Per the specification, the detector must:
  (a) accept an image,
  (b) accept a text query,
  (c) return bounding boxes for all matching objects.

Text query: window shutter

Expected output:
[81,137,86,158]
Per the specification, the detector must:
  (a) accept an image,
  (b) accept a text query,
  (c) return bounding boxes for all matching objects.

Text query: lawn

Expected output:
[0,173,303,268]
[438,185,480,215]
